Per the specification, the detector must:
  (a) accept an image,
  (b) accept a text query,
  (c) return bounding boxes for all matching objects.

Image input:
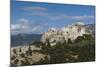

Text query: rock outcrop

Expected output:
[41,22,91,46]
[11,45,50,66]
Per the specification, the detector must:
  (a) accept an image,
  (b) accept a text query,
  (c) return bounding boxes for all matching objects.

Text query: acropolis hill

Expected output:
[41,22,92,46]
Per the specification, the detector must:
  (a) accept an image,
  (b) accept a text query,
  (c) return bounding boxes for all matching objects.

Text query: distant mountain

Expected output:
[11,34,42,47]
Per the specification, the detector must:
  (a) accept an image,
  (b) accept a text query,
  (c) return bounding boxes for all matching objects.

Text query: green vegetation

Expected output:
[14,34,95,66]
[30,34,95,65]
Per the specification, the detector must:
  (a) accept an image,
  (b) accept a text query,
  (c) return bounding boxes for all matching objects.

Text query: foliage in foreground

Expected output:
[11,34,95,66]
[31,34,95,65]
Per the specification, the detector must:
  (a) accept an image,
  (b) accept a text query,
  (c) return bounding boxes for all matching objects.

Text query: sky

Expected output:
[11,0,95,35]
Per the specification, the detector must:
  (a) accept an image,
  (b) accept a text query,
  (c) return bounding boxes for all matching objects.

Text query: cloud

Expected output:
[21,6,47,11]
[28,11,49,17]
[11,19,32,34]
[48,15,94,20]
[69,15,94,20]
[20,6,94,21]
[11,18,47,35]
[31,26,44,33]
[23,10,94,21]
[12,19,32,30]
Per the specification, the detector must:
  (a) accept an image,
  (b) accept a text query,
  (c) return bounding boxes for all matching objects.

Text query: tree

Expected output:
[68,38,72,44]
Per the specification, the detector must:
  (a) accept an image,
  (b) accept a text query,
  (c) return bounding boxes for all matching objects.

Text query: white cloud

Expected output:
[31,25,44,34]
[11,19,32,34]
[11,18,47,35]
[20,6,94,21]
[18,18,29,23]
[32,26,41,32]
[25,10,94,21]
[11,19,31,31]
[29,11,49,17]
[21,6,47,11]
[70,15,94,20]
[48,15,94,20]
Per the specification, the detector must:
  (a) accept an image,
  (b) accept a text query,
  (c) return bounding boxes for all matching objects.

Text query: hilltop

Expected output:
[41,22,94,46]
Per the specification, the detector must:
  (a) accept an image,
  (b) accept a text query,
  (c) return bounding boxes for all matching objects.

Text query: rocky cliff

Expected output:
[41,22,92,46]
[11,45,50,66]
